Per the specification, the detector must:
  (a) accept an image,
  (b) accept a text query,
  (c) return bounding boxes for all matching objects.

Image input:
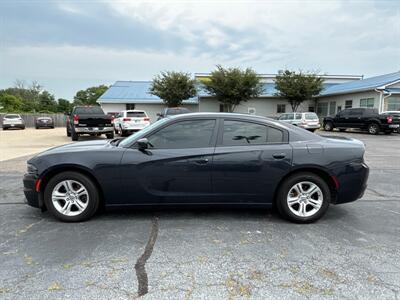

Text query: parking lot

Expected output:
[0,129,399,299]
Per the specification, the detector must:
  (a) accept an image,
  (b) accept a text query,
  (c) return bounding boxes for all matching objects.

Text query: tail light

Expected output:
[73,114,79,125]
[144,117,150,122]
[123,117,131,121]
[387,116,393,124]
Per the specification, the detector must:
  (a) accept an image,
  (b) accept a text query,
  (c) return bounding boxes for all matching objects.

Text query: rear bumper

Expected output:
[381,124,400,130]
[23,173,41,208]
[74,126,113,134]
[36,123,54,128]
[3,123,25,128]
[299,124,320,130]
[120,123,150,131]
[334,162,369,204]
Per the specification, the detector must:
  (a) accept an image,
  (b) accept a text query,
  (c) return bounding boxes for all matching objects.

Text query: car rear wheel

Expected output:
[324,122,333,131]
[276,172,330,223]
[106,132,114,139]
[44,171,99,222]
[368,123,380,135]
[339,128,346,132]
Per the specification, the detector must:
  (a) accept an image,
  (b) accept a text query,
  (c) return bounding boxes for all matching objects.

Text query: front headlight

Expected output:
[27,164,38,175]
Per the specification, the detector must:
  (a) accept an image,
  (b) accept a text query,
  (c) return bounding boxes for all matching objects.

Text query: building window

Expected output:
[277,104,286,113]
[360,98,374,108]
[126,103,135,110]
[316,102,328,116]
[345,100,353,109]
[329,101,336,115]
[308,106,315,112]
[337,106,342,112]
[387,98,400,111]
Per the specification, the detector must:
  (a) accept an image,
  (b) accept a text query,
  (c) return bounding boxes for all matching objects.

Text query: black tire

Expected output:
[276,172,330,223]
[339,128,346,132]
[119,126,126,137]
[324,121,333,131]
[106,131,114,139]
[2,127,7,130]
[35,126,39,129]
[384,130,392,135]
[44,171,100,222]
[21,126,25,130]
[309,129,316,132]
[71,129,79,141]
[368,123,380,135]
[66,126,71,137]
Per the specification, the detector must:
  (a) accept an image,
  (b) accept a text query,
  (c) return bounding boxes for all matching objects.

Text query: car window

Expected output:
[295,114,302,120]
[127,111,146,118]
[5,114,20,119]
[147,119,216,149]
[74,107,104,114]
[286,113,294,120]
[222,120,283,146]
[349,109,363,116]
[305,113,318,120]
[278,114,287,120]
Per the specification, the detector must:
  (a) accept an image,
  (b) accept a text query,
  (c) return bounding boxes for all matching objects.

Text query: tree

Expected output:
[57,98,72,113]
[37,91,57,112]
[73,85,109,106]
[150,71,197,107]
[202,65,263,112]
[274,70,324,112]
[0,93,23,112]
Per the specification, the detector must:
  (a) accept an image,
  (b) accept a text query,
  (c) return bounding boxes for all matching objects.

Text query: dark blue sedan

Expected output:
[23,113,369,223]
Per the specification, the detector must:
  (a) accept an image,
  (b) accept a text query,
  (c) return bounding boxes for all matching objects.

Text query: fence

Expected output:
[0,113,67,128]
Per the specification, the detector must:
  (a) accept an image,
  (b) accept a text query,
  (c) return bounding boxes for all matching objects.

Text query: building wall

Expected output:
[316,91,380,116]
[199,97,313,117]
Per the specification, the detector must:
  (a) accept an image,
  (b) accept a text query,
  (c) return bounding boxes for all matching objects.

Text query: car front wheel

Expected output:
[44,171,99,222]
[276,172,330,223]
[368,123,380,135]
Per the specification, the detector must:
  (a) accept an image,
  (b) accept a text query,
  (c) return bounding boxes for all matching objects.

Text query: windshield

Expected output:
[166,108,190,115]
[127,111,146,117]
[4,114,20,119]
[74,107,104,114]
[118,118,169,147]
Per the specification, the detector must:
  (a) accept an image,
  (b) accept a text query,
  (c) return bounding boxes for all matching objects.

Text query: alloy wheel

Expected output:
[51,180,89,216]
[287,181,323,217]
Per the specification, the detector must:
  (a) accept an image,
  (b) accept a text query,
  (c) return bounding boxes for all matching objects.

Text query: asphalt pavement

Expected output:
[0,131,399,299]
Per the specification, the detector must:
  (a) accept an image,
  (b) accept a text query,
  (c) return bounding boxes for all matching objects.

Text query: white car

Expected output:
[278,112,320,132]
[2,114,25,130]
[113,110,150,136]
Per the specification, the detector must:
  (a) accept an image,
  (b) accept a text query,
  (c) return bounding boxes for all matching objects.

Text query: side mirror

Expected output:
[156,113,161,117]
[137,138,149,150]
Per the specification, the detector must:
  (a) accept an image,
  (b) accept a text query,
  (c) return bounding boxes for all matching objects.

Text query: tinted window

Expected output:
[147,119,215,149]
[222,120,283,146]
[166,108,190,115]
[278,114,287,120]
[127,111,146,117]
[295,114,302,120]
[74,107,104,114]
[286,113,294,120]
[305,113,318,120]
[349,109,363,116]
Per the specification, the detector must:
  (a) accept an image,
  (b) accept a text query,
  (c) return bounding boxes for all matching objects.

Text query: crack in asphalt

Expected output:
[135,216,159,297]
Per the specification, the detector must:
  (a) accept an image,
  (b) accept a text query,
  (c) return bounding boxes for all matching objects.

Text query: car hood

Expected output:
[33,140,110,158]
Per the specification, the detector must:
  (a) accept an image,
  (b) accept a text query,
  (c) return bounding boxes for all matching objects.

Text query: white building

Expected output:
[97,72,400,121]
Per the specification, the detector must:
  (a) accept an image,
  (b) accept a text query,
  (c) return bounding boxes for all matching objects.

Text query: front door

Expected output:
[211,119,293,204]
[119,119,217,204]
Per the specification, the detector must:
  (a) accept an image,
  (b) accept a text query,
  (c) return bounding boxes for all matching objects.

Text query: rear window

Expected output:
[127,111,146,118]
[166,108,190,115]
[305,113,318,120]
[74,107,104,114]
[4,114,20,119]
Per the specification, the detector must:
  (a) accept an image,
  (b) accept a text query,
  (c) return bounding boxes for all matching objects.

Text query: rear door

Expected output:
[348,108,363,128]
[335,109,349,127]
[211,119,292,204]
[119,118,218,204]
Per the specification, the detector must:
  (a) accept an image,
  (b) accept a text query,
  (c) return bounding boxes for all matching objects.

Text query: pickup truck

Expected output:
[323,108,400,135]
[66,106,114,141]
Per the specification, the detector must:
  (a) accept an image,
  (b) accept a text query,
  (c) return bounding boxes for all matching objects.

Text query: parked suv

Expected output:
[2,114,25,130]
[278,112,320,132]
[66,106,114,141]
[113,110,150,136]
[323,108,400,134]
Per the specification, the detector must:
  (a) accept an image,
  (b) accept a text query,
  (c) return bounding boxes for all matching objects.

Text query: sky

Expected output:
[0,0,399,100]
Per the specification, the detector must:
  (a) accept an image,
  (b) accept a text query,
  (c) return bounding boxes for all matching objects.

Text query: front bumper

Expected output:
[74,126,113,134]
[36,122,54,128]
[23,173,41,208]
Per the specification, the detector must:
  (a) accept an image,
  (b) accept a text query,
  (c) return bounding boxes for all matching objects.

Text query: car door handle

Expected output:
[272,153,286,159]
[194,158,209,164]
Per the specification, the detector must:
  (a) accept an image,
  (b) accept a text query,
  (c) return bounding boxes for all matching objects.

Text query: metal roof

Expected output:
[98,81,198,104]
[319,71,400,97]
[98,81,339,103]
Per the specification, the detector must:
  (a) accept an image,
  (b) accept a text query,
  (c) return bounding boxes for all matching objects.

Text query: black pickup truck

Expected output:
[66,106,114,141]
[323,108,400,135]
